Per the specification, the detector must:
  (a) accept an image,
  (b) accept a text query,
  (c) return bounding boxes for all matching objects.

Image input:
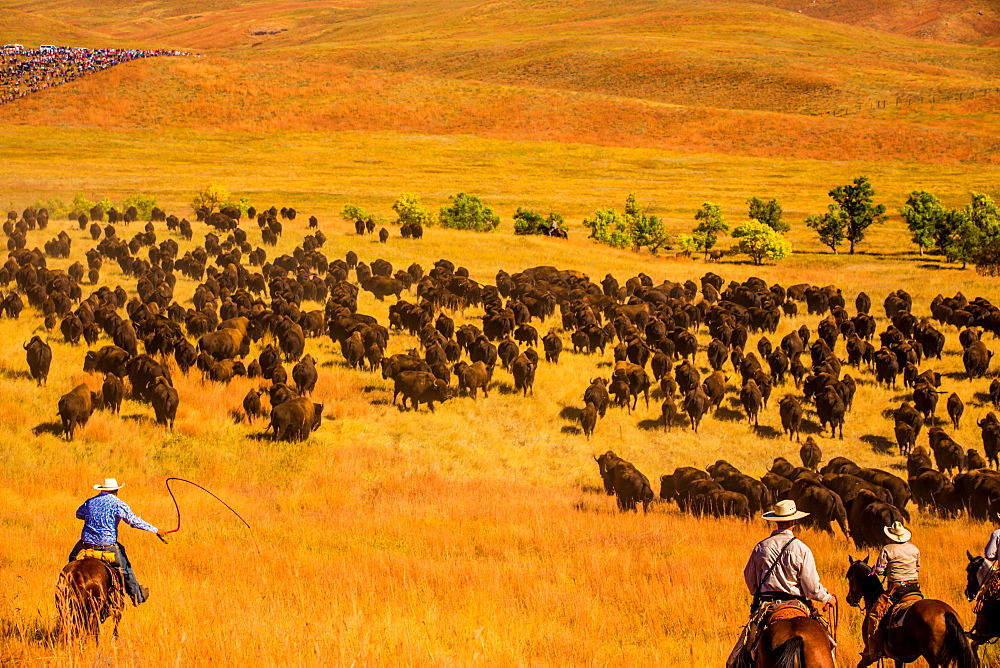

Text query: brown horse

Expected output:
[754,615,836,667]
[846,556,978,667]
[56,557,125,642]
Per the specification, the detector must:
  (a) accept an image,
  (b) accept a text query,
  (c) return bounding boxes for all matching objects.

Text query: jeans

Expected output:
[68,540,147,605]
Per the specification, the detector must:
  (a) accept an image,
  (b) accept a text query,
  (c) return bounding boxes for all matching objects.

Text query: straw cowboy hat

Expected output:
[762,499,809,522]
[884,521,911,544]
[94,478,124,491]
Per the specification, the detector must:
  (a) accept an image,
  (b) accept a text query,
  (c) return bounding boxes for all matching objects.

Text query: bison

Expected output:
[268,397,323,441]
[392,370,451,412]
[24,336,52,386]
[58,384,99,440]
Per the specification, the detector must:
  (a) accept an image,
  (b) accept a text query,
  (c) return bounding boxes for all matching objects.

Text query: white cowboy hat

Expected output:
[762,499,809,522]
[94,478,124,491]
[884,521,911,544]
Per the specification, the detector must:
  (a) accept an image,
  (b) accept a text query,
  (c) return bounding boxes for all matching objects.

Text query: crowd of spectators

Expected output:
[0,45,189,104]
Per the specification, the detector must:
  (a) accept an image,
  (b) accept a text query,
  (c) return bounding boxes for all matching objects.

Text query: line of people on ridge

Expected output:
[0,46,188,104]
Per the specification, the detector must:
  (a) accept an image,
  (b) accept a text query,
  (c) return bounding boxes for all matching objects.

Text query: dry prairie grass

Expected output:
[0,198,1000,665]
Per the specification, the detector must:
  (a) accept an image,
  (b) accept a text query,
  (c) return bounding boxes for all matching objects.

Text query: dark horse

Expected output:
[56,557,125,641]
[965,552,1000,655]
[846,556,977,667]
[754,614,836,667]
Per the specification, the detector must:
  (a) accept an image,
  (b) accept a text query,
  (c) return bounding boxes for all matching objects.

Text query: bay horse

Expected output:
[56,557,125,642]
[846,555,978,667]
[754,614,836,667]
[964,552,1000,654]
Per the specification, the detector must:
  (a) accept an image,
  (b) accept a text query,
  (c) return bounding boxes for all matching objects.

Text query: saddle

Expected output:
[767,600,811,624]
[886,594,923,630]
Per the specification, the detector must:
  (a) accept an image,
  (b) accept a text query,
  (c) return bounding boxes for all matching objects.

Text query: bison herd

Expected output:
[7,197,1000,537]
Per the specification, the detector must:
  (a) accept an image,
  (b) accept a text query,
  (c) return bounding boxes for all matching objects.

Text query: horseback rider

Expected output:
[727,499,837,667]
[859,520,921,663]
[68,478,165,605]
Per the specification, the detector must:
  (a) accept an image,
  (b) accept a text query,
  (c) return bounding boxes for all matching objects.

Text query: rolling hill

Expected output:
[1,0,998,164]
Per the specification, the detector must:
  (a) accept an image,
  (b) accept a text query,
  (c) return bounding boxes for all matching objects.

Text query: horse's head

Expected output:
[845,555,879,608]
[966,550,989,601]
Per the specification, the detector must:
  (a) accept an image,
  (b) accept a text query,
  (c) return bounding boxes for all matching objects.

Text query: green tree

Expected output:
[692,202,729,260]
[97,197,113,214]
[624,193,669,253]
[828,176,887,254]
[899,190,945,255]
[941,211,981,268]
[392,193,434,227]
[439,193,500,232]
[974,237,1000,276]
[805,204,846,253]
[191,182,229,213]
[731,221,792,265]
[747,196,788,233]
[965,193,1000,236]
[583,208,631,248]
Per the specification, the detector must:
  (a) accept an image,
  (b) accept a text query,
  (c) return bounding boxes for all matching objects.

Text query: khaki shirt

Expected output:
[875,541,920,584]
[743,529,832,603]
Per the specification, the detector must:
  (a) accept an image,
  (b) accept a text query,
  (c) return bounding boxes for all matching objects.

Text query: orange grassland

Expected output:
[0,0,1000,665]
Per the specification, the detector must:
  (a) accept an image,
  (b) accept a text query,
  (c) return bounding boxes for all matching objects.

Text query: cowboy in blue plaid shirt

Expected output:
[68,478,165,605]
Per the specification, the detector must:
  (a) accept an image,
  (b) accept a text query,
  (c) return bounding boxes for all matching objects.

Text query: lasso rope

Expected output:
[161,477,254,545]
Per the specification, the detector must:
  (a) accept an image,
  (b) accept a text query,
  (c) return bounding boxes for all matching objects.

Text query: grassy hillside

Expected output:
[2,0,999,163]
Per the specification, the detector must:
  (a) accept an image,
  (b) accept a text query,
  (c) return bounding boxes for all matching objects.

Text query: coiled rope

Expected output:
[161,478,255,549]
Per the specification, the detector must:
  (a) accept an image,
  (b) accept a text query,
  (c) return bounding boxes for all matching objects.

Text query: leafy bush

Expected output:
[584,193,668,253]
[583,208,631,248]
[32,197,69,217]
[393,193,434,227]
[439,193,500,232]
[122,194,158,219]
[70,194,95,216]
[513,208,565,235]
[731,221,792,265]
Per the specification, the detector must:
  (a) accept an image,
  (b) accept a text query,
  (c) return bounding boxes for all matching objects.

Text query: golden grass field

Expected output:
[1,0,1000,665]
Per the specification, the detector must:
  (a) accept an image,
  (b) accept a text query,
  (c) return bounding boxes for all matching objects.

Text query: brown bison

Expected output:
[268,397,323,441]
[58,384,99,440]
[392,370,451,412]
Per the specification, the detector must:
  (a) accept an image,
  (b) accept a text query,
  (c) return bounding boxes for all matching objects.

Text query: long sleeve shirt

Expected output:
[77,492,157,546]
[986,529,1000,561]
[743,529,832,604]
[874,542,920,583]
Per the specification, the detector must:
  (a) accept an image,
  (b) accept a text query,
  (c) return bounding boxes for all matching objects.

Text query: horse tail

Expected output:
[938,610,979,668]
[772,635,804,668]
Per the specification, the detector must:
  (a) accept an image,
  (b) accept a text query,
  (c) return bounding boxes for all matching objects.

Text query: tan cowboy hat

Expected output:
[94,478,124,491]
[884,521,911,543]
[762,499,809,522]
